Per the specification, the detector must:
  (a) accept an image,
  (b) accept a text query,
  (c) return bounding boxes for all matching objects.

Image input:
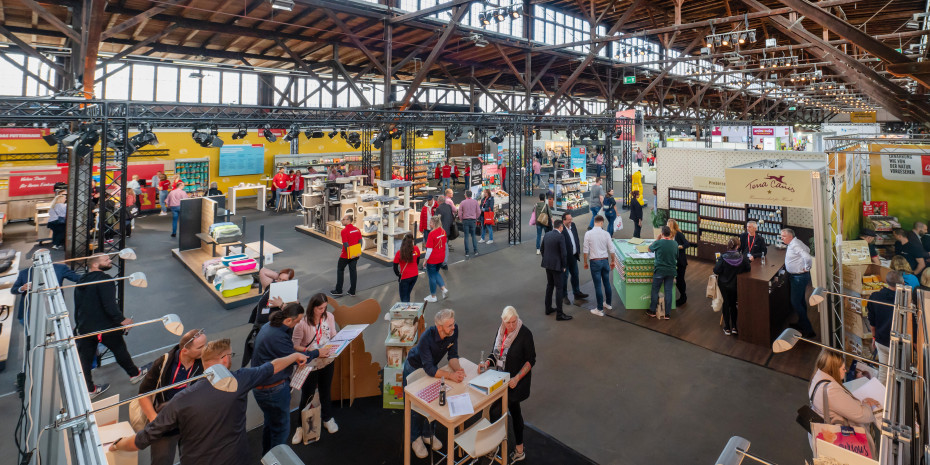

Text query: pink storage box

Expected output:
[228,259,258,273]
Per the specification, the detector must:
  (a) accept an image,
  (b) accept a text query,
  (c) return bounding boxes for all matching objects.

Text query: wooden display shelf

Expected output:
[171,247,261,309]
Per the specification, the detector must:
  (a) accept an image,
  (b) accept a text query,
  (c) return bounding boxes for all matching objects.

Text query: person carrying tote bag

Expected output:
[533,193,551,254]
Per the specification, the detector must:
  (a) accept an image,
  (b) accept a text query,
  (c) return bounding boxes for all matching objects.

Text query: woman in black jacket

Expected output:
[713,237,751,336]
[479,306,536,463]
[667,219,692,305]
[629,190,643,238]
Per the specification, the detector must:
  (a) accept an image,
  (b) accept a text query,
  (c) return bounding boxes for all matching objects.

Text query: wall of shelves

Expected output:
[554,167,587,212]
[668,187,784,261]
[174,158,209,195]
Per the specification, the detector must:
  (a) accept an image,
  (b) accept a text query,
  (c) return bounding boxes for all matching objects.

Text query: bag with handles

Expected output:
[796,379,831,433]
[129,353,169,432]
[483,211,495,226]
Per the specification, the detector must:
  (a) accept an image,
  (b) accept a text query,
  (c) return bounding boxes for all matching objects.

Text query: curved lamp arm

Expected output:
[42,313,183,348]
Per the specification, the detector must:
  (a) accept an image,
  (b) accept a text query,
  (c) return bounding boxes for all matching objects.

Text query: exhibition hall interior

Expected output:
[0,0,928,464]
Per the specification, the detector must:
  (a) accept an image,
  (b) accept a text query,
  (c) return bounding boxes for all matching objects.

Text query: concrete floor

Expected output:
[0,185,813,465]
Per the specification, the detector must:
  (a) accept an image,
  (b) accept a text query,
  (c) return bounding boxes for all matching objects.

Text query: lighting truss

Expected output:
[788,70,822,83]
[758,55,799,69]
[478,4,522,27]
[705,29,756,48]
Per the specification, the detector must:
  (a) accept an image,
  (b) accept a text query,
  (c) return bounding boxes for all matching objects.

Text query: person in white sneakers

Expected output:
[422,216,449,303]
[582,215,618,317]
[403,309,464,459]
[291,293,340,444]
[478,188,495,245]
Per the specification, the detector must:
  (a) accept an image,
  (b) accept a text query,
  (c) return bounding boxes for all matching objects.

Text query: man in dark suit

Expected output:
[737,221,768,260]
[541,219,571,321]
[560,213,588,305]
[435,196,455,252]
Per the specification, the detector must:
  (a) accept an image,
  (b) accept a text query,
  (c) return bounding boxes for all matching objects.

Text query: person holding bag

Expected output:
[806,349,879,444]
[712,237,750,335]
[291,293,340,444]
[602,188,619,235]
[534,193,551,255]
[629,190,644,238]
[479,189,495,245]
[133,329,206,465]
[394,234,421,302]
[331,214,361,297]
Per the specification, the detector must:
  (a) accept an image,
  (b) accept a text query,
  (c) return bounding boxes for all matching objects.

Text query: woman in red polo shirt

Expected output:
[421,216,448,303]
[393,234,421,302]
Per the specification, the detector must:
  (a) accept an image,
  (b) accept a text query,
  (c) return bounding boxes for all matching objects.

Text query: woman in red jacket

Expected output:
[419,197,437,242]
[452,165,460,186]
[290,170,304,205]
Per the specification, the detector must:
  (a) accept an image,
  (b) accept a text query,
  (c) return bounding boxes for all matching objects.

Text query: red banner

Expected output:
[0,128,51,140]
[922,155,930,176]
[138,187,160,211]
[862,201,888,217]
[9,170,68,196]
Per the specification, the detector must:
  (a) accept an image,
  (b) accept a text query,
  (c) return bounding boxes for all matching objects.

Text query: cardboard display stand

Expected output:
[327,296,382,404]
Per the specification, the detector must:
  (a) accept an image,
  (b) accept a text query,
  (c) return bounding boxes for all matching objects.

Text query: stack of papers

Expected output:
[468,370,509,395]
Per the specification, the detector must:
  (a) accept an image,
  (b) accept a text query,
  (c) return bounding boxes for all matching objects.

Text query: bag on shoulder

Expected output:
[129,353,169,432]
[796,379,831,433]
[536,208,550,228]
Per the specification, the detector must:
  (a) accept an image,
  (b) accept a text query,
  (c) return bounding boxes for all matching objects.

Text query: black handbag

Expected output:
[796,379,830,433]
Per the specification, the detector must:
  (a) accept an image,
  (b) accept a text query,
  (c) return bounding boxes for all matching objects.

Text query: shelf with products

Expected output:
[554,168,587,213]
[174,158,210,195]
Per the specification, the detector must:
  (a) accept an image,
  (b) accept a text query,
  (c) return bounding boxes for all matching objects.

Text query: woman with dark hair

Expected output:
[667,219,692,306]
[479,189,495,244]
[243,268,296,366]
[602,188,618,235]
[534,193,551,254]
[629,190,643,238]
[291,294,340,443]
[393,234,421,302]
[713,237,751,336]
[251,303,332,454]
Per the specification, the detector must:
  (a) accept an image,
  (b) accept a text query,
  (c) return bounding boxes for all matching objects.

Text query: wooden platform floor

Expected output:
[171,247,261,309]
[580,259,820,380]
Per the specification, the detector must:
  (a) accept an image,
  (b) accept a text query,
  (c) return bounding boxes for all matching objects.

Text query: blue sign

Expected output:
[570,147,587,181]
[219,145,265,176]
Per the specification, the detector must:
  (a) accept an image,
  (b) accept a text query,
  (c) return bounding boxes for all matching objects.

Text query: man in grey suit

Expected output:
[541,219,572,321]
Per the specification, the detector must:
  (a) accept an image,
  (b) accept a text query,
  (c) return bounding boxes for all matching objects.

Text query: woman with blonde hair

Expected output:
[478,306,535,462]
[667,218,692,305]
[890,255,920,289]
[47,193,68,249]
[808,349,879,431]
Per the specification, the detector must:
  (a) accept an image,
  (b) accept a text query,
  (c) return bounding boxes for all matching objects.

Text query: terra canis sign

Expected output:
[723,168,813,208]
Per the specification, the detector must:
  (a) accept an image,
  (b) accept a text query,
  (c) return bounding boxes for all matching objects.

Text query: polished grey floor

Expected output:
[0,187,812,464]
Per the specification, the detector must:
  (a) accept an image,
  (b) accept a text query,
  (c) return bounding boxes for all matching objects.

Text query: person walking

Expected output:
[541,219,571,321]
[595,151,604,178]
[532,158,541,188]
[331,214,360,297]
[479,306,536,463]
[441,161,452,191]
[647,226,678,320]
[435,195,455,253]
[251,302,332,455]
[479,189,495,244]
[635,148,644,167]
[47,193,68,249]
[587,177,605,229]
[419,196,437,240]
[165,181,188,238]
[668,219,693,306]
[629,190,644,238]
[136,329,206,465]
[292,294,340,442]
[422,216,449,302]
[560,213,588,304]
[157,173,170,216]
[109,340,309,465]
[782,228,816,338]
[393,234,421,302]
[534,193,551,255]
[582,215,616,316]
[458,190,480,259]
[12,258,82,324]
[602,188,619,235]
[75,254,148,398]
[713,237,751,335]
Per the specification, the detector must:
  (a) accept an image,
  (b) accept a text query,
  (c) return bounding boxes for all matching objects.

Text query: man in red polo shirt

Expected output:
[441,162,452,192]
[331,214,361,297]
[272,167,290,210]
[421,216,449,303]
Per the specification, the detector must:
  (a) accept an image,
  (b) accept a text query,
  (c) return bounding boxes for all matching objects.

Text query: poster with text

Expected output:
[570,147,587,186]
[870,144,930,229]
[724,167,813,208]
[219,145,265,176]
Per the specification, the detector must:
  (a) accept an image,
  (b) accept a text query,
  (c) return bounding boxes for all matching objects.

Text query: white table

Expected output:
[227,185,267,215]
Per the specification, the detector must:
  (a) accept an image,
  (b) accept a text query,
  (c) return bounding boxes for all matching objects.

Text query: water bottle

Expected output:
[479,350,485,373]
[761,253,766,265]
[439,378,447,406]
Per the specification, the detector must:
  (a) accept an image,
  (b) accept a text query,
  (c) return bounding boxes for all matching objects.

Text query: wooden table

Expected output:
[403,359,509,465]
[736,247,792,346]
[227,185,267,215]
[195,233,244,257]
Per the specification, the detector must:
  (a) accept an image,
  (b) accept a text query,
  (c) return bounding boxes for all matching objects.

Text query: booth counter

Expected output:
[611,239,677,311]
[735,247,792,346]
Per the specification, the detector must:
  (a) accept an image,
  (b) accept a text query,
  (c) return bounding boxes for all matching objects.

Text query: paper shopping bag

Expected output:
[300,391,322,444]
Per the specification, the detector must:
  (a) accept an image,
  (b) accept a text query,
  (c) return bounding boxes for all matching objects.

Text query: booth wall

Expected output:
[867,142,930,229]
[655,147,824,229]
[832,150,863,242]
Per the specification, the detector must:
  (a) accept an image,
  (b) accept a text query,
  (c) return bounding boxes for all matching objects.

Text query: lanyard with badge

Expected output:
[496,330,508,370]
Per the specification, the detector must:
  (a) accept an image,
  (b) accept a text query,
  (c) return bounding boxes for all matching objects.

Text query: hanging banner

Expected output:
[9,169,68,196]
[862,201,888,217]
[879,153,930,182]
[849,112,877,123]
[752,128,775,136]
[724,168,813,208]
[0,128,51,140]
[570,147,587,185]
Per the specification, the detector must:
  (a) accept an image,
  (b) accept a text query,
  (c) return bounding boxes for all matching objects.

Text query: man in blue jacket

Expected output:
[12,255,83,324]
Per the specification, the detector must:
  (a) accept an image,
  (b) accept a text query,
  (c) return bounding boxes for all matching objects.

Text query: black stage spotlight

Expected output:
[262,124,277,143]
[128,122,158,151]
[479,12,490,26]
[328,130,338,139]
[43,123,70,146]
[339,129,347,140]
[372,131,388,149]
[494,9,505,22]
[284,124,301,142]
[232,124,248,140]
[510,6,523,18]
[489,128,505,144]
[346,131,361,149]
[192,124,224,148]
[389,127,403,139]
[305,129,324,139]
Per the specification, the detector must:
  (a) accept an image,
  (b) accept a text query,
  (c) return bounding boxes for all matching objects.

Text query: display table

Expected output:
[611,239,677,311]
[403,358,508,465]
[227,184,267,215]
[736,247,791,346]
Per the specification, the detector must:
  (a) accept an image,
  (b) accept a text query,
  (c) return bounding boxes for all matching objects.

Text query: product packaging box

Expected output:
[382,366,405,409]
[842,264,890,294]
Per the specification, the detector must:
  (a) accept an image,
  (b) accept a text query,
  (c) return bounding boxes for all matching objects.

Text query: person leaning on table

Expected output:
[478,306,536,463]
[808,349,879,450]
[403,308,465,459]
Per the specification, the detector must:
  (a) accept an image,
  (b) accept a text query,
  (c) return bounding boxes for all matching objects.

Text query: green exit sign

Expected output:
[624,76,636,84]
[788,106,796,111]
[896,48,903,53]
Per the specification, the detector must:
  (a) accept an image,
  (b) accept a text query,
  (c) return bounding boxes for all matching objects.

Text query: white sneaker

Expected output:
[590,309,605,317]
[536,249,540,255]
[423,435,443,451]
[384,312,391,321]
[424,295,438,303]
[478,239,485,243]
[159,211,167,216]
[323,418,338,434]
[604,303,613,310]
[412,438,428,459]
[487,240,493,244]
[442,288,449,300]
[291,427,303,445]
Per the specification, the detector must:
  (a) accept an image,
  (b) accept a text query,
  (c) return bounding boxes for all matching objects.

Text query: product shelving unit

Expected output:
[373,180,413,259]
[553,164,587,215]
[863,215,900,258]
[383,302,426,409]
[668,187,783,261]
[611,238,677,310]
[174,158,209,195]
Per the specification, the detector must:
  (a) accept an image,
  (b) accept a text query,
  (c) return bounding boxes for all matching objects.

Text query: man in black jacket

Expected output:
[560,213,588,304]
[436,195,455,252]
[541,219,571,321]
[136,329,206,465]
[738,221,768,260]
[629,190,644,238]
[75,254,147,398]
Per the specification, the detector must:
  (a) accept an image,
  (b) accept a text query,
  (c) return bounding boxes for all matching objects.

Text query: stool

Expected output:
[276,192,293,212]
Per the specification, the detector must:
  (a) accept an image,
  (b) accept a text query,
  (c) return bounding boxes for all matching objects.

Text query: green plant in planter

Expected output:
[652,209,668,229]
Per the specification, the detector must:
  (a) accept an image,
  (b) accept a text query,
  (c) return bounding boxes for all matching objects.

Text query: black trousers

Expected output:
[545,269,565,314]
[490,397,526,446]
[335,257,358,294]
[720,284,738,331]
[676,262,687,301]
[299,362,335,421]
[75,331,139,391]
[48,221,66,246]
[633,220,642,238]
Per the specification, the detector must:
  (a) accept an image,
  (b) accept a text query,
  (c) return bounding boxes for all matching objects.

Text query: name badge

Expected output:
[261,307,271,315]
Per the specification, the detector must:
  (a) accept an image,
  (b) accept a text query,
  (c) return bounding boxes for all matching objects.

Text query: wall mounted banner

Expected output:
[724,167,813,208]
[849,112,877,123]
[862,201,888,217]
[752,128,774,136]
[693,176,726,193]
[879,152,930,182]
[0,128,51,139]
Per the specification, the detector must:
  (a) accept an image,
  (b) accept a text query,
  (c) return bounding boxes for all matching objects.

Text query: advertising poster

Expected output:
[869,144,930,228]
[219,145,265,176]
[724,167,813,208]
[570,147,587,186]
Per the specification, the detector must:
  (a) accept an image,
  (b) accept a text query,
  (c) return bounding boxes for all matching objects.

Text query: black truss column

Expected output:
[403,127,415,181]
[361,126,373,185]
[509,124,523,245]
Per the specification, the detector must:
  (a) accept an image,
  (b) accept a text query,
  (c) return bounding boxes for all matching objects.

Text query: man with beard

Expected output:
[75,254,148,398]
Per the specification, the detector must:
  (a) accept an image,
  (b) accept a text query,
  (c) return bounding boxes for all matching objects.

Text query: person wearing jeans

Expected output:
[458,190,480,258]
[332,215,361,297]
[165,182,188,238]
[782,228,815,337]
[479,189,495,244]
[582,215,617,316]
[648,226,679,319]
[422,216,449,302]
[587,177,605,229]
[533,194,550,253]
[393,234,420,302]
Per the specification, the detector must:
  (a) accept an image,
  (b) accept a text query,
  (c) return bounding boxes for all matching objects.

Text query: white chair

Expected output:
[406,369,446,460]
[453,413,508,464]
